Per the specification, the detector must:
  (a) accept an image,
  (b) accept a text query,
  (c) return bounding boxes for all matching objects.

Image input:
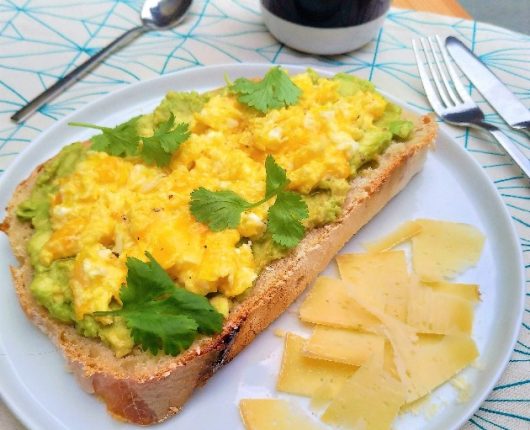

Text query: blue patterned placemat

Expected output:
[0,1,529,429]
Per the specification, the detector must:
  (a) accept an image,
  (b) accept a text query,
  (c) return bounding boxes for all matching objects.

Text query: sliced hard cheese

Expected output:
[423,280,480,302]
[383,341,399,380]
[407,288,474,334]
[276,334,356,398]
[310,384,336,410]
[239,399,324,430]
[400,334,479,402]
[337,251,411,321]
[411,219,485,281]
[364,220,422,253]
[322,358,405,430]
[344,282,478,402]
[299,277,378,329]
[343,282,418,396]
[304,326,385,366]
[277,219,482,430]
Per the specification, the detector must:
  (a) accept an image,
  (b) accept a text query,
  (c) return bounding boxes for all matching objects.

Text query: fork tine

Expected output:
[412,39,445,114]
[427,36,460,105]
[419,38,452,108]
[436,35,472,102]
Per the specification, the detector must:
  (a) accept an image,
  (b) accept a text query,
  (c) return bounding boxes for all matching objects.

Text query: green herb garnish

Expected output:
[266,190,308,248]
[94,253,223,356]
[190,155,308,248]
[69,113,189,167]
[140,114,190,166]
[69,117,140,158]
[231,67,301,113]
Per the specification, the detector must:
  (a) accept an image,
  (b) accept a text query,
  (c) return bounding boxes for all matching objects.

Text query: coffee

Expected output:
[261,0,391,28]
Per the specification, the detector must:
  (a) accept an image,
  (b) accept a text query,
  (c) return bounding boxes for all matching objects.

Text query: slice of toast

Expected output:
[1,112,436,424]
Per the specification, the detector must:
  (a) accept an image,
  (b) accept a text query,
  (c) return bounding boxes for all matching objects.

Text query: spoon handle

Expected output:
[11,25,146,123]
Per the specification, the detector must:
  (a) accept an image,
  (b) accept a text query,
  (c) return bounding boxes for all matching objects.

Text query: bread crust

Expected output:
[2,113,437,424]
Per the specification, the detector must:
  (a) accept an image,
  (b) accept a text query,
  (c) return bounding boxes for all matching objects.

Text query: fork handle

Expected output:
[485,126,530,178]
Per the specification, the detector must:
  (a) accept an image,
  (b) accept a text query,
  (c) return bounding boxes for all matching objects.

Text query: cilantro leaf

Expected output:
[69,114,190,167]
[169,288,224,334]
[189,156,308,249]
[69,117,140,158]
[231,67,301,113]
[121,253,175,303]
[140,113,190,167]
[120,308,198,356]
[190,187,252,232]
[264,154,289,199]
[267,190,309,248]
[94,253,223,356]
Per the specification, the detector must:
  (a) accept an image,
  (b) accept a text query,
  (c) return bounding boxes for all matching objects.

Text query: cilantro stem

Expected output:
[68,121,110,131]
[247,189,285,209]
[93,310,119,317]
[248,198,268,209]
[223,73,233,87]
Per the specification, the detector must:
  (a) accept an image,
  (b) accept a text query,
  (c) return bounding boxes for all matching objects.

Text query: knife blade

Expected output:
[445,36,530,134]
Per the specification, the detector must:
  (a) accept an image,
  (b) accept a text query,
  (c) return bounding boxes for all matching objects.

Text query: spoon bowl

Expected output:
[141,0,193,29]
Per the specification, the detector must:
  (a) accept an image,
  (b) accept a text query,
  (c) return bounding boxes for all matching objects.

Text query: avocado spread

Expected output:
[16,72,413,356]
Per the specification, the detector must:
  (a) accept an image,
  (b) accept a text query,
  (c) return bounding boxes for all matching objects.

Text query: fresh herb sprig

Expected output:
[69,117,140,158]
[140,114,190,166]
[231,67,301,113]
[93,253,223,356]
[69,113,189,167]
[190,156,308,248]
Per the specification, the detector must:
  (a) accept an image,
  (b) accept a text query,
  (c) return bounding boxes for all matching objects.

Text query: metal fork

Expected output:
[413,35,530,178]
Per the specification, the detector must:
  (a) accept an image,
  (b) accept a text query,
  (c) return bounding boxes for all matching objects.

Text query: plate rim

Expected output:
[0,63,525,430]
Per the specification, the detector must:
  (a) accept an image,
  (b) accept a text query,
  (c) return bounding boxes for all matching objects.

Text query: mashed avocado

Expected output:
[333,73,413,175]
[334,72,376,96]
[252,178,351,269]
[17,143,87,270]
[376,102,414,140]
[30,259,74,322]
[251,191,347,270]
[18,144,86,324]
[17,72,415,357]
[137,91,208,135]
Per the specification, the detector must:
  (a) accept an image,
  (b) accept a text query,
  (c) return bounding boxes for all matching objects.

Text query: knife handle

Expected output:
[488,128,530,178]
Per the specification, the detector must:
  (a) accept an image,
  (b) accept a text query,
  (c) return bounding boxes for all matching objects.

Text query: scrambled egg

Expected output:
[39,72,391,319]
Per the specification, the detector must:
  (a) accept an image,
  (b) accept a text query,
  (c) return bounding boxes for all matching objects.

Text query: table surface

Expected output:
[0,0,530,430]
[394,0,471,18]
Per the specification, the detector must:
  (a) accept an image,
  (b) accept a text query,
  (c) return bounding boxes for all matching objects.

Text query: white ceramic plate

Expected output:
[0,64,524,430]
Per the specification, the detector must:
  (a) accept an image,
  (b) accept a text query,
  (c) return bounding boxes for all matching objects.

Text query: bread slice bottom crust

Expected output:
[2,114,437,424]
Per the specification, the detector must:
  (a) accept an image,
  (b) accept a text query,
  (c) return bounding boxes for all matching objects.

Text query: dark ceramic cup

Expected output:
[261,0,391,55]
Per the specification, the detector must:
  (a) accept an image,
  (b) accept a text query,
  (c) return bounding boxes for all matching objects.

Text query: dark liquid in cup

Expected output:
[261,0,390,28]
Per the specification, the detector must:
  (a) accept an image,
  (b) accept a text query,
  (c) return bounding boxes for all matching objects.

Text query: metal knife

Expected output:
[445,36,530,136]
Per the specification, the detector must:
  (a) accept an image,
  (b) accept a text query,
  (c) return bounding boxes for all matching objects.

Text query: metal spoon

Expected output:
[11,0,193,123]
